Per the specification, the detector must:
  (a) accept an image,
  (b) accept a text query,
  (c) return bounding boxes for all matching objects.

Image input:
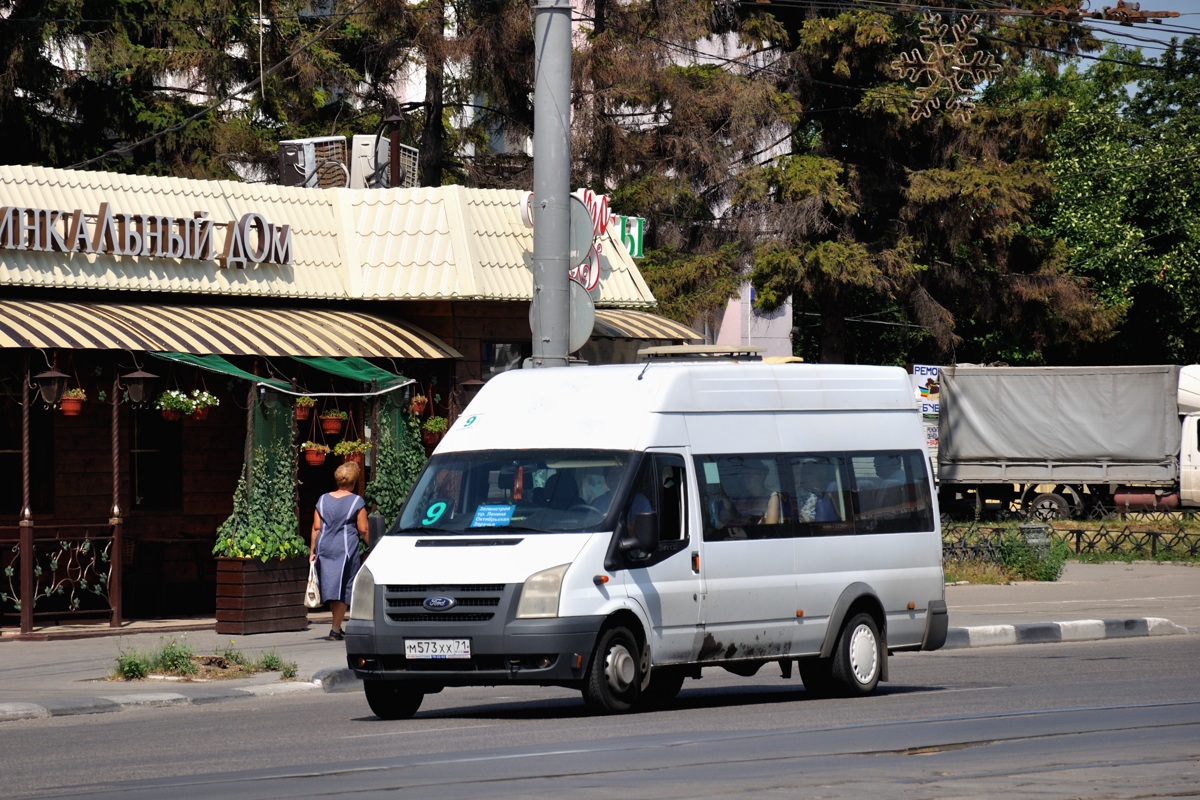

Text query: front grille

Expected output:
[382,583,507,625]
[389,613,494,623]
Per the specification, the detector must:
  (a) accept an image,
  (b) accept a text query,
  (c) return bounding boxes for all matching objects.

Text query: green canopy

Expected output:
[291,356,408,387]
[152,352,291,390]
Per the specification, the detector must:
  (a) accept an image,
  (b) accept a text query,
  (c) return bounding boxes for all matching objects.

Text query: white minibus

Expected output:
[344,360,947,717]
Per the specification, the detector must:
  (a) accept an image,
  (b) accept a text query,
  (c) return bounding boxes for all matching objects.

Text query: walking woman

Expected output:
[310,461,370,640]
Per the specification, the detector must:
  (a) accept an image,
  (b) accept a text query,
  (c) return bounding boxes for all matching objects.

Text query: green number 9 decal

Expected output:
[423,502,447,526]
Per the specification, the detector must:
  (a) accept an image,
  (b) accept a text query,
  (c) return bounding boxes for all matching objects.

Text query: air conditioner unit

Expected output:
[349,134,420,189]
[278,136,349,188]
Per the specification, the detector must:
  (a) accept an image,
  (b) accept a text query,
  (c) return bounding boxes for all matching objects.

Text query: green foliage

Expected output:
[319,410,348,420]
[114,649,150,680]
[213,439,305,561]
[1041,39,1200,364]
[367,404,427,529]
[112,638,297,680]
[153,639,198,675]
[332,439,371,456]
[999,532,1069,582]
[422,415,448,435]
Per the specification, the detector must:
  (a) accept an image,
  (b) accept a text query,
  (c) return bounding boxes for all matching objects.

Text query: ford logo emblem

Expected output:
[422,596,456,612]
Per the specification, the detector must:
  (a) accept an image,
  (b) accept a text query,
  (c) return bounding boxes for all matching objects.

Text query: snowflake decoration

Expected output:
[892,13,1000,124]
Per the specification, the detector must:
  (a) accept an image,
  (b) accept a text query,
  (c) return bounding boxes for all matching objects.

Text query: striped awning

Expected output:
[593,309,702,341]
[0,299,461,359]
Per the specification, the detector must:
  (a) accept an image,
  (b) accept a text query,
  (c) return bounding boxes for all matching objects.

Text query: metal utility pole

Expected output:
[529,0,572,368]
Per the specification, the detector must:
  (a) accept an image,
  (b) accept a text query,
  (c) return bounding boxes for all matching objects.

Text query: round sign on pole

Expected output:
[530,279,595,354]
[568,196,594,269]
[567,279,596,353]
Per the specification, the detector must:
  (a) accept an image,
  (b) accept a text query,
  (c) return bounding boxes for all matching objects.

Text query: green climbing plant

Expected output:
[213,438,305,561]
[365,401,427,530]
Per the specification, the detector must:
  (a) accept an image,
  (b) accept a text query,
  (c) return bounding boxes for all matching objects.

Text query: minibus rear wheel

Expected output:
[640,667,686,709]
[583,625,642,713]
[363,681,424,720]
[831,613,882,695]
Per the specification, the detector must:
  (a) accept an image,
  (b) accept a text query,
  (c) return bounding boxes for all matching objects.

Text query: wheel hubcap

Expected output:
[847,624,878,684]
[604,643,637,694]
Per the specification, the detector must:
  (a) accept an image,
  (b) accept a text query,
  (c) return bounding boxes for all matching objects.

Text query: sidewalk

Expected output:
[1,562,1195,723]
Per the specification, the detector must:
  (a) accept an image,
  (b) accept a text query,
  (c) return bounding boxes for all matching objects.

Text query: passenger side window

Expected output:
[849,451,934,532]
[696,449,934,540]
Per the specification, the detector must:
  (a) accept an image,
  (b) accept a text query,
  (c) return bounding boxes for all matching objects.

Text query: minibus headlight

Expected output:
[348,563,376,621]
[515,563,569,619]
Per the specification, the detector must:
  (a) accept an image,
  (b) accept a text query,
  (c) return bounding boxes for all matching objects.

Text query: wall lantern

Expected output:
[34,367,69,405]
[259,386,281,411]
[121,368,158,405]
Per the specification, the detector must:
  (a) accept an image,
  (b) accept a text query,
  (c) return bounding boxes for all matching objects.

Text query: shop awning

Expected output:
[593,309,702,341]
[153,352,292,390]
[0,299,461,359]
[291,356,409,387]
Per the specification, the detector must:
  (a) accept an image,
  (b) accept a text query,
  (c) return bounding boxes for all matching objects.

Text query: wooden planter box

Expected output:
[215,556,309,635]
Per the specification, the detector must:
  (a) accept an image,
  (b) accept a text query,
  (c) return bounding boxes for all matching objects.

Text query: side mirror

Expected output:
[620,510,660,558]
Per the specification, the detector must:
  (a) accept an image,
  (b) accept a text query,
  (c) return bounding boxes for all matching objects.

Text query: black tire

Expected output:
[830,612,883,696]
[798,658,836,698]
[1029,492,1069,521]
[583,625,641,713]
[640,667,686,709]
[363,681,424,720]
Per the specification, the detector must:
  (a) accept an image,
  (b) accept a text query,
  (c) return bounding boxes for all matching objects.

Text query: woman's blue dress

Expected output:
[315,492,365,604]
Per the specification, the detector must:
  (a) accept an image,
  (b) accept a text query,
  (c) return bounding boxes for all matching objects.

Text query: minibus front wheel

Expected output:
[364,681,425,720]
[583,625,642,713]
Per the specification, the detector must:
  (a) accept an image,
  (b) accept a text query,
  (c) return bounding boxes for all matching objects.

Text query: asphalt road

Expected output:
[3,636,1198,800]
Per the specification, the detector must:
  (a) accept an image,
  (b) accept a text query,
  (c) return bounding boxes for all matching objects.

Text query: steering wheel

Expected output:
[568,503,603,515]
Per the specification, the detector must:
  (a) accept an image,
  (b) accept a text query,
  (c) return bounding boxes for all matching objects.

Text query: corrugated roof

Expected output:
[347,185,656,306]
[0,165,658,307]
[0,165,347,299]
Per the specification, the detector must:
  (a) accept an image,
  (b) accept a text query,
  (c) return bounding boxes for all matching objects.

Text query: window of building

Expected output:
[0,396,54,515]
[130,410,182,511]
[481,342,531,380]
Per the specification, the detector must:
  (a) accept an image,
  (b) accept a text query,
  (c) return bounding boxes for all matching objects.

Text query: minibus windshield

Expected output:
[392,449,634,534]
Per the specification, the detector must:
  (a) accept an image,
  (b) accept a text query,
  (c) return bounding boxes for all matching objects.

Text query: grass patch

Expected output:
[943,560,1011,585]
[111,638,298,682]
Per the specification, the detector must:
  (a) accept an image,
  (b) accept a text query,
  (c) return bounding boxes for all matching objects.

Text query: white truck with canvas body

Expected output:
[344,361,948,718]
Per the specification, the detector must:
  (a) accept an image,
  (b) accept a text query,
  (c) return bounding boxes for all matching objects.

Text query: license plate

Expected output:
[404,638,471,659]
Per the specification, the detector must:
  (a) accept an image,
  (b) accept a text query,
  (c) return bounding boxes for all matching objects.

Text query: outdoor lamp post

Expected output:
[120,368,157,405]
[33,367,69,405]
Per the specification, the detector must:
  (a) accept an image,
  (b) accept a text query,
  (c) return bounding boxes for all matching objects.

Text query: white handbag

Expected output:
[304,562,322,609]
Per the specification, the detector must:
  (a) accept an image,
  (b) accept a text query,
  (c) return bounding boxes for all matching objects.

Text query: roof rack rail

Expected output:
[637,344,767,362]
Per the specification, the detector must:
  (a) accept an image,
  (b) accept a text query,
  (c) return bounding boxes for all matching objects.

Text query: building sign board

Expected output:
[0,203,292,269]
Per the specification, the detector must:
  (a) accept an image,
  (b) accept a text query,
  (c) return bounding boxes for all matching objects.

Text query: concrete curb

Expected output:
[0,619,1189,723]
[941,616,1189,650]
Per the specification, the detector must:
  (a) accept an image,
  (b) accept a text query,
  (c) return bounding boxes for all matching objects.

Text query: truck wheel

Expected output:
[363,681,424,720]
[830,612,883,696]
[640,667,686,709]
[1029,492,1069,521]
[583,625,641,713]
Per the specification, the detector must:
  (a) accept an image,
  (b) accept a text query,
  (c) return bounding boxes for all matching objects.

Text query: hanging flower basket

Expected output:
[189,390,219,420]
[421,416,448,446]
[319,411,347,435]
[300,442,330,467]
[155,389,192,421]
[332,439,370,466]
[410,394,429,415]
[60,388,86,416]
[295,396,315,421]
